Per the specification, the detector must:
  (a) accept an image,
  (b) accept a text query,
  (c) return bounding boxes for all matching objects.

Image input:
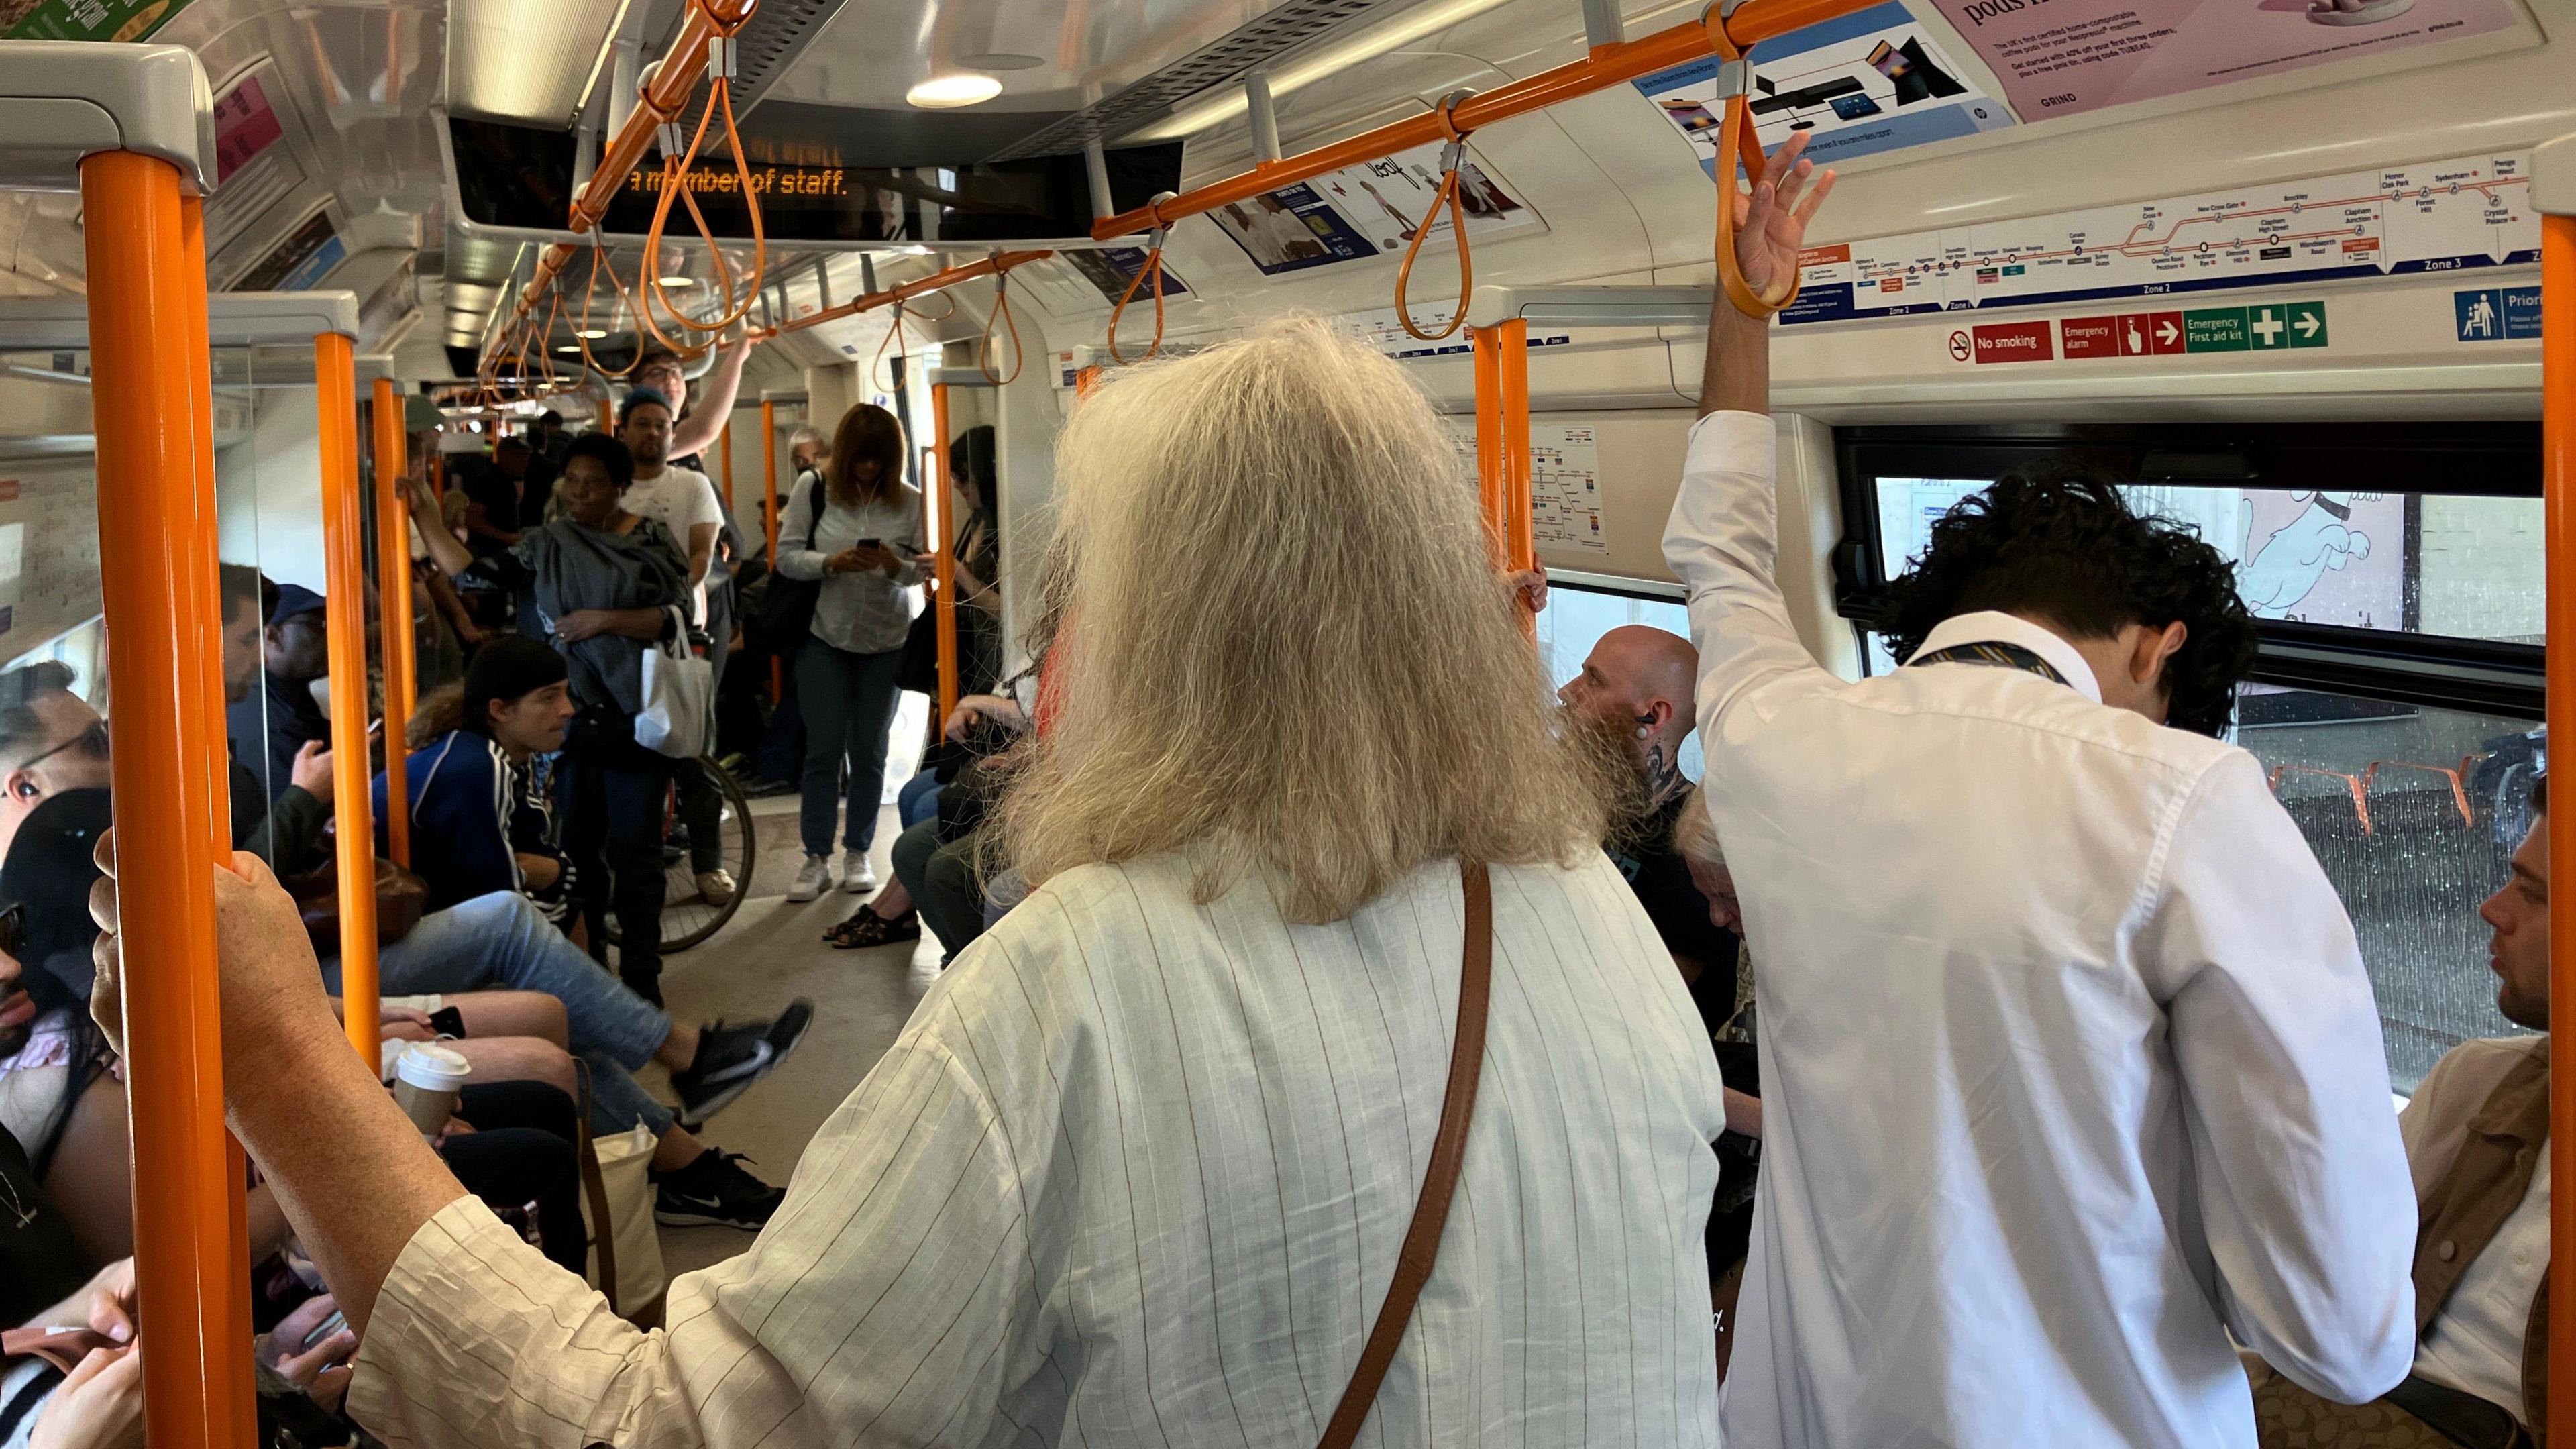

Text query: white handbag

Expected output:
[582,1122,668,1317]
[635,605,712,759]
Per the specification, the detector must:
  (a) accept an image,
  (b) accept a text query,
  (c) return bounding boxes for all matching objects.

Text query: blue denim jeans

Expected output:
[896,769,942,830]
[795,636,906,859]
[320,892,676,1138]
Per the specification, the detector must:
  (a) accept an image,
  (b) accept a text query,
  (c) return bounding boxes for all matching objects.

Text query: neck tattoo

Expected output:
[1642,743,1682,808]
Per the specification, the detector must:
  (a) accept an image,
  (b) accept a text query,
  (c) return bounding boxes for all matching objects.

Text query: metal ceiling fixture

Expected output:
[982,0,1401,162]
[669,0,859,126]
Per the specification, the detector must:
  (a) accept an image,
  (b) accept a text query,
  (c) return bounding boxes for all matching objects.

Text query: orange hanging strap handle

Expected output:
[639,0,767,345]
[979,252,1026,385]
[1705,0,1799,319]
[1108,191,1179,365]
[871,299,908,393]
[1395,89,1479,343]
[578,232,641,380]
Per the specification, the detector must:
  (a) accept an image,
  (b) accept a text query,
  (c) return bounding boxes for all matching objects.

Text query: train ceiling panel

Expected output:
[445,0,626,125]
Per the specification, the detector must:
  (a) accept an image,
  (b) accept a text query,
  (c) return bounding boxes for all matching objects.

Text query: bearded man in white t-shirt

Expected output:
[615,387,737,905]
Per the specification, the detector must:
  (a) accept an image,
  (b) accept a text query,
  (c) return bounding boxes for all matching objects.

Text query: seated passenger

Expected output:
[377,637,578,924]
[223,582,333,807]
[827,681,1032,955]
[163,316,1730,1445]
[219,565,332,865]
[1671,134,2412,1447]
[2249,773,2557,1448]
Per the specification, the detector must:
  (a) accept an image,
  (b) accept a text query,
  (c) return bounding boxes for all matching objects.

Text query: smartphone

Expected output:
[301,1307,349,1350]
[427,1004,466,1038]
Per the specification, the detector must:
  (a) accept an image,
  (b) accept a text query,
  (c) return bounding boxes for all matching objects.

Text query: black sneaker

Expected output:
[653,1150,784,1228]
[669,1000,814,1129]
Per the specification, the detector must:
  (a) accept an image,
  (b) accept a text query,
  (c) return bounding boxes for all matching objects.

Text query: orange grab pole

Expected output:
[1472,325,1505,566]
[82,149,248,1449]
[930,383,959,722]
[596,397,614,433]
[763,399,781,701]
[1497,318,1535,575]
[180,191,259,1449]
[753,250,1051,343]
[2543,207,2576,1449]
[372,377,414,867]
[318,334,383,1069]
[1091,0,1869,241]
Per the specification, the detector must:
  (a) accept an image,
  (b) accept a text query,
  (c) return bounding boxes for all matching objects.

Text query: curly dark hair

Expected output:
[1880,459,2257,736]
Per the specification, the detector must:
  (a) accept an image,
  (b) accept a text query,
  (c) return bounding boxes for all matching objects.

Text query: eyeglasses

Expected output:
[16,718,107,773]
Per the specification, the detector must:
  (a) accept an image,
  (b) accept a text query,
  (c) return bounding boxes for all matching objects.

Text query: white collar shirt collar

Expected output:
[1907,609,2103,704]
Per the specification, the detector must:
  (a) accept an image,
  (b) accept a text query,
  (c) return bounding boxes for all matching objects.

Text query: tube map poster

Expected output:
[1633,1,2013,173]
[1924,0,2517,119]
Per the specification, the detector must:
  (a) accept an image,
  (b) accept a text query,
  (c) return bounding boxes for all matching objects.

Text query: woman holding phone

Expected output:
[776,402,927,903]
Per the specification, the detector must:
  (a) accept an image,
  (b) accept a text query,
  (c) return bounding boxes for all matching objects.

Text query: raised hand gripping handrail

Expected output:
[1705,0,1800,319]
[1394,91,1477,343]
[1108,191,1179,364]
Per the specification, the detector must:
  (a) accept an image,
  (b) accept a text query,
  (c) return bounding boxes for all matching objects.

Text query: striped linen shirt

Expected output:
[347,851,1728,1448]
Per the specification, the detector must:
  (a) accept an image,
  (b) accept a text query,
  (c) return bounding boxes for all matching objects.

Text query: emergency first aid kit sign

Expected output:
[1947,301,2329,364]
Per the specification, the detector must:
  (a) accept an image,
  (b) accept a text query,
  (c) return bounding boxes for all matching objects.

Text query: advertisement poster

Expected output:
[1633,1,2012,175]
[212,74,285,186]
[234,209,341,292]
[1927,0,2518,120]
[1,0,187,39]
[1210,140,1539,276]
[1059,246,1191,306]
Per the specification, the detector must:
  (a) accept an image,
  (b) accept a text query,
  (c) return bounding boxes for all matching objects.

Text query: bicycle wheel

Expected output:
[602,755,756,953]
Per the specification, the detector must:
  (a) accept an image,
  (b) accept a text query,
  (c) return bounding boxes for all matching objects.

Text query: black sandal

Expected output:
[826,908,921,949]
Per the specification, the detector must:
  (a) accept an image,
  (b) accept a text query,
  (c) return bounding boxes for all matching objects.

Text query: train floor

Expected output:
[631,794,937,1281]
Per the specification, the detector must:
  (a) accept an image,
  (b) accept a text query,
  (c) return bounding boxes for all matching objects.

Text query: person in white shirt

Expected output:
[108,313,1728,1449]
[615,388,740,906]
[2250,772,2553,1449]
[1669,131,2416,1448]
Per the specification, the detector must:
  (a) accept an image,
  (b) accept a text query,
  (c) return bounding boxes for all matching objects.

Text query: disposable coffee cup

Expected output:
[390,1043,470,1136]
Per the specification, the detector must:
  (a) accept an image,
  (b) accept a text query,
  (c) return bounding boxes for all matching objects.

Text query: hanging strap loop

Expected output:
[1702,0,1799,319]
[1108,191,1179,365]
[979,253,1026,386]
[1394,89,1479,343]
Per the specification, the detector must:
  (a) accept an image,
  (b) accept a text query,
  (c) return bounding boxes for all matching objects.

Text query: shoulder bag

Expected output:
[1315,859,1492,1449]
[753,472,826,655]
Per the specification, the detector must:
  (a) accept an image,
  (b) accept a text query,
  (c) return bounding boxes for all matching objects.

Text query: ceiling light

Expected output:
[555,343,582,353]
[577,328,610,338]
[906,73,1002,109]
[657,275,695,288]
[1132,0,1514,141]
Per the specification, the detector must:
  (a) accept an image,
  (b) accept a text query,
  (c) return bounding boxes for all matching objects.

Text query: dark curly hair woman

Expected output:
[1880,460,2258,736]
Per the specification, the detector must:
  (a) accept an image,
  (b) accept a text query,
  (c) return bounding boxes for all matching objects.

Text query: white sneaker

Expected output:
[786,855,832,902]
[841,849,878,893]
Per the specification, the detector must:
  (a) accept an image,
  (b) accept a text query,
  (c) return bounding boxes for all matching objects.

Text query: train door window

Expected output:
[1535,579,1704,782]
[1833,423,2542,1093]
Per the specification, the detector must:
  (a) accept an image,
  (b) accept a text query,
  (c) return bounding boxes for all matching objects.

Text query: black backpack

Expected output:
[753,471,825,653]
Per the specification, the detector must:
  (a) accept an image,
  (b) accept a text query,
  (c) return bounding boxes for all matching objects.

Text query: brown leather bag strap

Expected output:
[571,1057,620,1316]
[1316,859,1493,1449]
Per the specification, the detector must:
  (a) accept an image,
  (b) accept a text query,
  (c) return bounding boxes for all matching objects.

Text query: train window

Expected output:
[1536,579,1704,781]
[1836,423,2544,1095]
[1870,476,2542,642]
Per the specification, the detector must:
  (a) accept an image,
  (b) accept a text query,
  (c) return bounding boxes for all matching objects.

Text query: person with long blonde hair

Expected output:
[129,319,1731,1448]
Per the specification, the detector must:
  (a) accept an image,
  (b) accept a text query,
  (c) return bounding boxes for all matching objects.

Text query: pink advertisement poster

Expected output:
[1927,0,2518,119]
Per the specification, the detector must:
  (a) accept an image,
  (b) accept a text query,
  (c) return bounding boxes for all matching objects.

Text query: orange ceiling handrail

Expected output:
[1091,0,1872,243]
[488,0,761,346]
[753,249,1052,341]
